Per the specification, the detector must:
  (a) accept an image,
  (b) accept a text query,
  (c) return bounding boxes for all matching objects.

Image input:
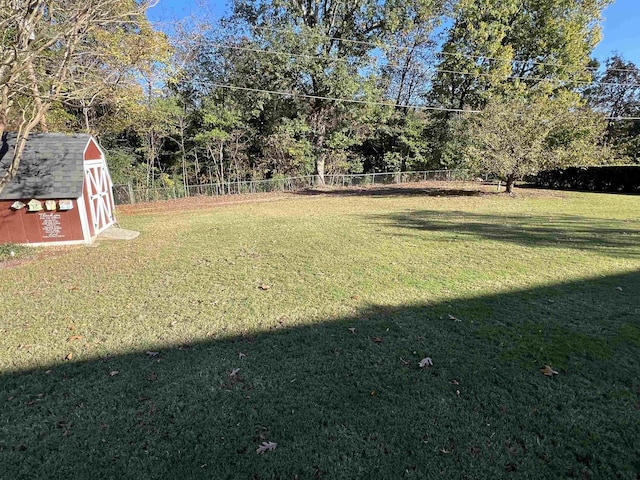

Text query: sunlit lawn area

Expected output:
[1,183,639,478]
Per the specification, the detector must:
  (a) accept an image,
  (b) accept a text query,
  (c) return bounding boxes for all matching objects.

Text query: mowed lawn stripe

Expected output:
[0,186,638,478]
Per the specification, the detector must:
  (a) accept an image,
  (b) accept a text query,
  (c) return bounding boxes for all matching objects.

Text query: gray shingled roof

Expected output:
[0,133,91,200]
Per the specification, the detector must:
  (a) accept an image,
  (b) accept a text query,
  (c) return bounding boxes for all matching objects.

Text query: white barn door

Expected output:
[84,160,115,235]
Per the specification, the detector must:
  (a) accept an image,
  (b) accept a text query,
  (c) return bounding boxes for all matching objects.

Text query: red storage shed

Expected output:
[0,133,116,246]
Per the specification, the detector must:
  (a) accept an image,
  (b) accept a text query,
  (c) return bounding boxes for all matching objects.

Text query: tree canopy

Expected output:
[1,0,636,195]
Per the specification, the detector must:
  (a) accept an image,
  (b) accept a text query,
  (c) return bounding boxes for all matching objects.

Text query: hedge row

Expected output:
[532,165,640,193]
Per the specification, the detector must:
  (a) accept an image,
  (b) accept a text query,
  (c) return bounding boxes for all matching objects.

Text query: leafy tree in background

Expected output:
[0,0,166,193]
[228,0,448,183]
[586,55,640,163]
[429,0,611,168]
[464,95,610,194]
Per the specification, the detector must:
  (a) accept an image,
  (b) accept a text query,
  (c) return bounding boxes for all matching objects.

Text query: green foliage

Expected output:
[0,190,639,477]
[463,95,611,192]
[586,55,640,163]
[533,165,640,193]
[0,243,29,261]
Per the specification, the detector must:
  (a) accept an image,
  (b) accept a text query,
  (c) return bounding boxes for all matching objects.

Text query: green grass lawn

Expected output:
[1,185,639,479]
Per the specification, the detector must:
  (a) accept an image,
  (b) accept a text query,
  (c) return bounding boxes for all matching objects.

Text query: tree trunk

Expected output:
[316,154,325,186]
[505,175,516,195]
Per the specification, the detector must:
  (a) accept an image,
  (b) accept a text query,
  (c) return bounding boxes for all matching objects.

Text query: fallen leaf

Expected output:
[256,441,277,454]
[147,372,157,381]
[419,357,433,368]
[455,389,460,396]
[370,390,377,396]
[229,368,240,377]
[350,295,361,300]
[347,327,356,334]
[440,448,450,454]
[67,335,83,342]
[540,365,558,377]
[371,337,383,343]
[448,314,462,322]
[400,358,410,366]
[259,284,270,290]
[450,379,459,385]
[145,351,159,357]
[64,353,73,361]
[68,286,78,291]
[67,325,75,331]
[238,352,246,359]
[108,370,119,377]
[616,286,623,291]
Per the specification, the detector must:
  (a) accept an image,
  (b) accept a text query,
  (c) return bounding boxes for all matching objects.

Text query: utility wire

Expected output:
[206,81,639,120]
[246,24,640,75]
[211,41,640,89]
[207,82,480,113]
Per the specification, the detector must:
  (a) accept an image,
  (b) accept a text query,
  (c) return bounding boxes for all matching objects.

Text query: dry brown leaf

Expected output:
[419,357,433,368]
[350,295,361,300]
[67,335,83,342]
[256,441,277,454]
[540,365,558,377]
[371,337,383,343]
[67,325,75,331]
[348,327,356,334]
[64,353,73,361]
[68,286,78,291]
[259,284,271,291]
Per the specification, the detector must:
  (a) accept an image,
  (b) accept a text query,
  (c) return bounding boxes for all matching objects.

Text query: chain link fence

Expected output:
[113,170,472,205]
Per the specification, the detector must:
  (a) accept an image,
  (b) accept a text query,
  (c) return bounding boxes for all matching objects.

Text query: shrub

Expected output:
[532,165,640,193]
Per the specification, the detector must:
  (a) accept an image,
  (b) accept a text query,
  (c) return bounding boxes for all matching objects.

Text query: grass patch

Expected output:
[0,186,639,478]
[0,243,31,262]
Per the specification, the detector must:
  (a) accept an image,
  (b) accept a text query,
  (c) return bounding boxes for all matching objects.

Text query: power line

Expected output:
[246,23,640,76]
[207,82,480,113]
[209,41,640,89]
[205,82,640,120]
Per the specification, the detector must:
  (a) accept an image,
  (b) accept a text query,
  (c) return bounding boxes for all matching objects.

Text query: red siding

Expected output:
[84,139,102,160]
[0,200,84,244]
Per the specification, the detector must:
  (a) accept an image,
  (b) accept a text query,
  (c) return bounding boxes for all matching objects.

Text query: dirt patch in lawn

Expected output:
[116,181,565,216]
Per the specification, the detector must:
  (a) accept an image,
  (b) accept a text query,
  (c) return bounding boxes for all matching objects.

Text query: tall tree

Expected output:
[228,0,446,183]
[464,94,610,193]
[0,0,164,193]
[429,0,611,167]
[586,55,640,163]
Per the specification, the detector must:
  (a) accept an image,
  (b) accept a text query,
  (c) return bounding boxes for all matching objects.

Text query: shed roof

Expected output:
[0,133,92,200]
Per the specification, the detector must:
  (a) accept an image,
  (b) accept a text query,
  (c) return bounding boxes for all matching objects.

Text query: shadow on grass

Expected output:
[297,186,490,198]
[376,210,640,258]
[1,272,639,479]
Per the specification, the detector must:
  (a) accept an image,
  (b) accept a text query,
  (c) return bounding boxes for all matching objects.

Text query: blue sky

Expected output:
[147,0,640,66]
[592,0,640,65]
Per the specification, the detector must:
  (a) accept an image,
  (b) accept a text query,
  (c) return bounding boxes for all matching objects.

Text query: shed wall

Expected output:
[84,140,102,160]
[0,200,84,244]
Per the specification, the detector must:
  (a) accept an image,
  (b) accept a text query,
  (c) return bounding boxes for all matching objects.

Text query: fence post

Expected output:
[127,182,135,204]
